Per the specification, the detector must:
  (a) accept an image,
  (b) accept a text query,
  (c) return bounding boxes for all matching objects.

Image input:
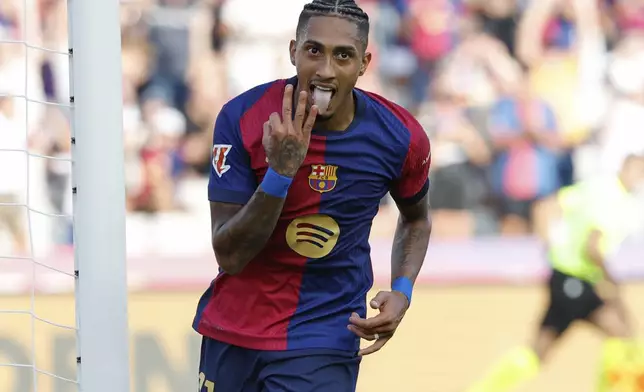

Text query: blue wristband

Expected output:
[261,168,293,198]
[392,277,413,305]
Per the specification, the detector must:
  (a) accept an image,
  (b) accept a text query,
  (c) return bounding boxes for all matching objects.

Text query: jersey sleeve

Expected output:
[207,105,257,204]
[390,123,432,205]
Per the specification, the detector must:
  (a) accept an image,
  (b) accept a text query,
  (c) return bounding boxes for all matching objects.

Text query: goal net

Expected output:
[0,0,130,391]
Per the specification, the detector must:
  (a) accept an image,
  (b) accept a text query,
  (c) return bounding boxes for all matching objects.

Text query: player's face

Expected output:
[290,16,371,121]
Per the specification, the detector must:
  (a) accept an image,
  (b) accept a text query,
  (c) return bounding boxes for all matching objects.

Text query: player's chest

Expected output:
[250,137,402,212]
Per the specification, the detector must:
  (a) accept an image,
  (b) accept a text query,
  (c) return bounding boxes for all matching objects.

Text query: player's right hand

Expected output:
[263,84,318,178]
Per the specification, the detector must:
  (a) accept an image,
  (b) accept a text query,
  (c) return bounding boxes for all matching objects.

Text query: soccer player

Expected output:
[466,153,644,392]
[192,1,432,391]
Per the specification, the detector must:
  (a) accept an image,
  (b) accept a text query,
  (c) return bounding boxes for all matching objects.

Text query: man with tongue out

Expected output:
[193,1,432,391]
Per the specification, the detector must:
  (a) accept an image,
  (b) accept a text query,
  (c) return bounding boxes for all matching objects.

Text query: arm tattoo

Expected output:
[270,139,307,177]
[391,194,432,283]
[210,190,286,274]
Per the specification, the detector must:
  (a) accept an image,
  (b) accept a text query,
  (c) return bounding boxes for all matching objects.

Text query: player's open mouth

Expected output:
[309,84,336,113]
[309,84,336,97]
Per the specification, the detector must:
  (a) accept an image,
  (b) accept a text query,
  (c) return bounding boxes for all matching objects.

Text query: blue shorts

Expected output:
[198,337,361,392]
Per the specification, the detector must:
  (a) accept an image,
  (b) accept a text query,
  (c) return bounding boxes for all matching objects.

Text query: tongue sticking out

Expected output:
[312,88,332,115]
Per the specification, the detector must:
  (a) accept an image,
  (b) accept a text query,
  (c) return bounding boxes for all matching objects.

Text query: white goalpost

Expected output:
[0,0,130,389]
[68,0,131,391]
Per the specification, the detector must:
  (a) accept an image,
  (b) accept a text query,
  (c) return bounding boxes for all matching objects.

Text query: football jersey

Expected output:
[193,77,431,352]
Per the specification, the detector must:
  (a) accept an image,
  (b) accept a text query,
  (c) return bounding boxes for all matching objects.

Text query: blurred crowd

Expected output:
[2,0,644,253]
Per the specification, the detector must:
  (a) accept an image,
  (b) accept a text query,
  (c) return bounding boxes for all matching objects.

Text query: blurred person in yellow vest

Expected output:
[466,152,644,392]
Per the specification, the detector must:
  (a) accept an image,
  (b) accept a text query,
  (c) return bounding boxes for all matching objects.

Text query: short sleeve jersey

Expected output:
[193,77,431,352]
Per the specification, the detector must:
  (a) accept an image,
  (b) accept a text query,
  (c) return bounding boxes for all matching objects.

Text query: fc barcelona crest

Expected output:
[308,164,338,193]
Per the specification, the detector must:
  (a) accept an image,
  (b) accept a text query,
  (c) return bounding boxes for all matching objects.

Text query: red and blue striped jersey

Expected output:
[193,77,431,352]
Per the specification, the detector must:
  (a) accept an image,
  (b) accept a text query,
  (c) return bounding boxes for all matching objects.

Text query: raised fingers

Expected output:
[262,120,271,143]
[268,112,282,134]
[301,105,318,138]
[263,120,271,134]
[282,84,294,126]
[293,90,308,132]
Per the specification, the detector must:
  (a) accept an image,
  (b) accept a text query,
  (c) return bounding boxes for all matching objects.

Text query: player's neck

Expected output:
[315,93,356,132]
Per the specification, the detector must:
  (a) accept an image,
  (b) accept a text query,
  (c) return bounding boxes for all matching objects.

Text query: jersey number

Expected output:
[199,372,215,392]
[212,144,232,178]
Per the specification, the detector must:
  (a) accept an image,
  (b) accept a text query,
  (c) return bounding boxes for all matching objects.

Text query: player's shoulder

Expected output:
[220,78,289,121]
[357,89,430,161]
[358,89,427,139]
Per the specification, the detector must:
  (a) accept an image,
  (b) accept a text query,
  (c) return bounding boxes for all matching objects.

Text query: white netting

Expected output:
[0,0,78,390]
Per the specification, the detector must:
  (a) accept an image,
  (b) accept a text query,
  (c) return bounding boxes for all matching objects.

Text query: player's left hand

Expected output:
[347,291,409,356]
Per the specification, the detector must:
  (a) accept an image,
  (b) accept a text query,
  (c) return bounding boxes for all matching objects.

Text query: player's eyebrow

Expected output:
[303,39,358,54]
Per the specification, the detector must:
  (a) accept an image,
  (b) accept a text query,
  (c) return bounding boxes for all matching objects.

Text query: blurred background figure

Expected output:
[2,0,644,391]
[487,78,563,235]
[466,153,644,392]
[5,0,640,242]
[0,96,29,255]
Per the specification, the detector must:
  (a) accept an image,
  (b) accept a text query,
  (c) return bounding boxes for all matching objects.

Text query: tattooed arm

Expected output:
[347,192,431,356]
[210,194,286,275]
[388,115,432,285]
[210,84,316,275]
[391,193,432,284]
[346,110,431,355]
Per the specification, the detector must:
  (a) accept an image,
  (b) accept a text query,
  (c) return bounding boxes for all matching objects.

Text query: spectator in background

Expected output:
[5,0,644,244]
[516,0,577,67]
[352,0,385,94]
[600,35,644,174]
[488,80,563,235]
[438,14,523,110]
[218,0,309,97]
[372,0,417,109]
[39,0,70,103]
[42,108,73,247]
[133,87,186,213]
[469,0,519,56]
[421,77,493,237]
[401,0,464,113]
[518,0,607,185]
[144,0,199,113]
[0,19,40,254]
[0,97,28,255]
[180,55,227,177]
[0,8,46,135]
[121,34,153,211]
[603,0,644,45]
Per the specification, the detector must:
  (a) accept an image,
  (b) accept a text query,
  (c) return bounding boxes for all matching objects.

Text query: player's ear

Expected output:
[289,40,297,66]
[359,52,372,76]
